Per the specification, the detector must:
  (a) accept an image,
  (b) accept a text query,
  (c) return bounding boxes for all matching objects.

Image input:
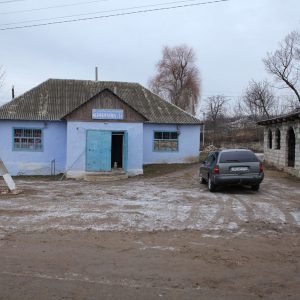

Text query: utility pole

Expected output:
[199,110,206,149]
[95,66,99,81]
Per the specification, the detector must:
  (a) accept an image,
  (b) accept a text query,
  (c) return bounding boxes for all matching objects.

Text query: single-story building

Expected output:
[258,107,300,177]
[0,79,201,178]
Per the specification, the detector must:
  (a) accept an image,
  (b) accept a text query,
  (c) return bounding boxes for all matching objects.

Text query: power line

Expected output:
[0,0,26,3]
[0,0,111,15]
[202,94,242,98]
[0,0,230,31]
[0,0,204,26]
[202,93,296,98]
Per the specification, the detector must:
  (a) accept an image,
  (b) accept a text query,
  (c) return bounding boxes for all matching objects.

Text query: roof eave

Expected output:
[145,121,203,125]
[257,113,300,125]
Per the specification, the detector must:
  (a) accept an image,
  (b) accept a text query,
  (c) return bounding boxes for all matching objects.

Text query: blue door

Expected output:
[86,131,112,172]
[123,131,128,172]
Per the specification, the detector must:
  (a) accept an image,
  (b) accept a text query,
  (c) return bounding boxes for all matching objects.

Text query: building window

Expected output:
[154,131,178,152]
[268,129,272,149]
[275,128,281,150]
[13,128,43,151]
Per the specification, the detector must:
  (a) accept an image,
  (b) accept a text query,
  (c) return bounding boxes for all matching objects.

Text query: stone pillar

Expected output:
[294,122,300,174]
[281,124,288,168]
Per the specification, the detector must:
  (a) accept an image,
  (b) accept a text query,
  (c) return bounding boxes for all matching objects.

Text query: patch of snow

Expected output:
[291,212,300,226]
[253,202,286,223]
[0,176,299,236]
[202,234,221,239]
[227,222,238,230]
[140,246,176,251]
[232,200,248,222]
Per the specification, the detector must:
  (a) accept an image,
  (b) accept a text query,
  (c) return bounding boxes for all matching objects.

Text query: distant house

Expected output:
[0,79,201,178]
[258,108,300,177]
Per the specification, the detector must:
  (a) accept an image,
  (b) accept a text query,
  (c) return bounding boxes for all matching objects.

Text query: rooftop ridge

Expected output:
[0,79,202,124]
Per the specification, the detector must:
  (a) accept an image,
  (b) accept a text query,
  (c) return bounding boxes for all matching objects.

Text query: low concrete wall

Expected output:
[219,142,263,153]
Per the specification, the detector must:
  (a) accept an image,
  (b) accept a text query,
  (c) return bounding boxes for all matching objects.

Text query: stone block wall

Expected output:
[263,120,300,177]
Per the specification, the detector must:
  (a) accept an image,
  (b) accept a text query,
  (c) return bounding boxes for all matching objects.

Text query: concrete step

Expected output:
[84,170,128,182]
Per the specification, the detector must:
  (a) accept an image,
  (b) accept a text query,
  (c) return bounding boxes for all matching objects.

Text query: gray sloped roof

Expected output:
[0,79,201,124]
[257,107,300,125]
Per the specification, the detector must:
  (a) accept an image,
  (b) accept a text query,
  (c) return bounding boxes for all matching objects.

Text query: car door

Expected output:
[201,153,215,180]
[207,153,217,178]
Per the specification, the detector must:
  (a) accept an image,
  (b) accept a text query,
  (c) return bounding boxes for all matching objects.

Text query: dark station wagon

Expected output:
[199,149,264,192]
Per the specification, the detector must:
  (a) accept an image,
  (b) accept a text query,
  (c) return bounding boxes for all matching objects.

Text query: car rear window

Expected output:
[219,151,259,163]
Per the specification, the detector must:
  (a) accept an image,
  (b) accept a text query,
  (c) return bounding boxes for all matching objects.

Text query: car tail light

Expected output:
[259,163,264,173]
[213,165,220,174]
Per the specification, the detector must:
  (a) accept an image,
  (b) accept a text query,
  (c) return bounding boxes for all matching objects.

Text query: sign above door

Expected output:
[92,109,124,120]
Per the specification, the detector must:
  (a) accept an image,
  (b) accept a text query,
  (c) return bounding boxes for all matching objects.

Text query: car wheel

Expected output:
[251,184,260,191]
[208,177,217,192]
[200,174,206,184]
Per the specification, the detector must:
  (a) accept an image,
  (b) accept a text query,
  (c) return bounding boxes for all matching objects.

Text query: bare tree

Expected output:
[263,30,300,103]
[205,95,227,124]
[242,79,275,120]
[204,95,228,144]
[149,45,201,115]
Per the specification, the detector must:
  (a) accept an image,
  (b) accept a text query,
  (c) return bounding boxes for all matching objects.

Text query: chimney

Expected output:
[12,85,15,99]
[95,66,98,81]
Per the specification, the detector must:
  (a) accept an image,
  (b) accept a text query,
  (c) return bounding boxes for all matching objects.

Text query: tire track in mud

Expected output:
[260,194,298,226]
[208,193,248,232]
[235,191,300,234]
[230,196,254,223]
[204,193,225,228]
[1,164,299,234]
[181,188,217,230]
[260,180,300,226]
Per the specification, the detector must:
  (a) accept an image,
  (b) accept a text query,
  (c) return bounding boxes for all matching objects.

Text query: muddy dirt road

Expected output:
[0,164,300,299]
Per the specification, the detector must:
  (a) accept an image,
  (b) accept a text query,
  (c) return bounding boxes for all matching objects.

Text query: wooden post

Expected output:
[0,160,17,191]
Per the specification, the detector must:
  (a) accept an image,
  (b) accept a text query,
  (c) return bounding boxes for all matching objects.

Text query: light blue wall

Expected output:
[0,121,67,175]
[0,120,200,176]
[143,123,201,164]
[66,122,143,177]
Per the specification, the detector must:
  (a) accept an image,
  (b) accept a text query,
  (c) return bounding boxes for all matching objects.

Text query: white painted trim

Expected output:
[66,171,86,179]
[127,169,143,176]
[67,169,143,179]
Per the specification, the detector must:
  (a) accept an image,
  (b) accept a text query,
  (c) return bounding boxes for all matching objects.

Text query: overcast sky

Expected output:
[0,0,299,113]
